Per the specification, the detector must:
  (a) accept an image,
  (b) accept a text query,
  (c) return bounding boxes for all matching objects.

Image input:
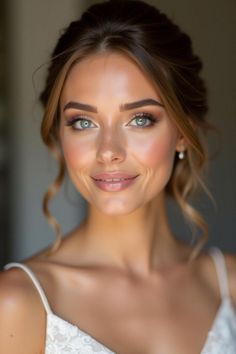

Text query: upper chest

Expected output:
[44,263,222,354]
[45,298,236,354]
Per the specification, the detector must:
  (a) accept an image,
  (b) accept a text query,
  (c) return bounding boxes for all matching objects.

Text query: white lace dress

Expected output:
[4,247,236,354]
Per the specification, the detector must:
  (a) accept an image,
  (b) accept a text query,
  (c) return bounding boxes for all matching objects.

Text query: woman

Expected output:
[0,1,236,353]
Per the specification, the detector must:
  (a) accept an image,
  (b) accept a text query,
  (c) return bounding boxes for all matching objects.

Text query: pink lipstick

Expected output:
[91,172,139,192]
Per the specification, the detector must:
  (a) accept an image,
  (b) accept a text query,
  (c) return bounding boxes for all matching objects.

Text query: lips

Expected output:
[91,172,139,192]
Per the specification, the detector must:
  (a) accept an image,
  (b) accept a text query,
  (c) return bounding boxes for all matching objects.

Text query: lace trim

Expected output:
[46,313,115,354]
[45,298,236,354]
[200,298,236,354]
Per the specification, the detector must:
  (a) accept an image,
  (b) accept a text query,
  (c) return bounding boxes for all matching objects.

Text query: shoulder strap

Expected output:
[209,247,230,299]
[4,262,52,315]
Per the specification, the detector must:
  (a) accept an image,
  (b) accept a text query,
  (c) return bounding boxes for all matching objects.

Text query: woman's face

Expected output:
[59,52,184,215]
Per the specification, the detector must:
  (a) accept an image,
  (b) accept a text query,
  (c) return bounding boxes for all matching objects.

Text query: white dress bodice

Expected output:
[4,247,236,353]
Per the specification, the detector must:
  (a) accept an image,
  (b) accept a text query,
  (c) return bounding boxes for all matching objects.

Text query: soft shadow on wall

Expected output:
[0,0,10,267]
[1,0,90,266]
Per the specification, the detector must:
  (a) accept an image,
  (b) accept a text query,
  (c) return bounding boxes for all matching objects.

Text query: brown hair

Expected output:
[40,0,210,257]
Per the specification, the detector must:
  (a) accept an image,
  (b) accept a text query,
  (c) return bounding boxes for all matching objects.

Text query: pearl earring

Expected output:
[178,151,185,160]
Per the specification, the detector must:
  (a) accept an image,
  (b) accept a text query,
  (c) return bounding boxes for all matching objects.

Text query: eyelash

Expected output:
[65,112,158,131]
[65,115,95,131]
[129,112,157,128]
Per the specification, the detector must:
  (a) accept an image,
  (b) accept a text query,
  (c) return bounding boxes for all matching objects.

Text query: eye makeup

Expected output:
[128,112,158,128]
[64,110,160,132]
[65,115,96,131]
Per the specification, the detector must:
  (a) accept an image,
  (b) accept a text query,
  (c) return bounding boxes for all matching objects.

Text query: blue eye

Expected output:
[65,117,96,131]
[129,113,157,128]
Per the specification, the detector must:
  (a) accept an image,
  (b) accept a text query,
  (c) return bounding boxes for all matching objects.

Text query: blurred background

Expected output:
[0,0,235,267]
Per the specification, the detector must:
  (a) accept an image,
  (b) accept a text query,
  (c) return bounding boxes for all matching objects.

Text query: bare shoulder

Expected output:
[223,252,236,304]
[0,266,46,354]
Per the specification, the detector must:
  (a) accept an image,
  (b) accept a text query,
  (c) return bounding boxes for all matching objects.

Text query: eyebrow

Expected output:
[63,98,164,113]
[63,101,98,113]
[120,98,164,111]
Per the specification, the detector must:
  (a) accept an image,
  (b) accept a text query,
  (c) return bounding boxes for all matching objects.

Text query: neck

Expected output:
[79,193,185,275]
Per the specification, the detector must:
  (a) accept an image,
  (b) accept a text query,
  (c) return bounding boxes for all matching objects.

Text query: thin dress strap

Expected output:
[4,262,52,315]
[209,247,230,299]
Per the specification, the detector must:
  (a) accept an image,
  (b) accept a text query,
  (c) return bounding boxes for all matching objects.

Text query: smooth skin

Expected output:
[0,52,236,354]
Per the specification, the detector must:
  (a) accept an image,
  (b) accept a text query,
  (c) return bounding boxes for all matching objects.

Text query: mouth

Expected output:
[92,177,137,182]
[91,174,139,192]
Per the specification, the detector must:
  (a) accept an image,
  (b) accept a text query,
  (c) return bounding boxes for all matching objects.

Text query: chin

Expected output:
[92,197,140,216]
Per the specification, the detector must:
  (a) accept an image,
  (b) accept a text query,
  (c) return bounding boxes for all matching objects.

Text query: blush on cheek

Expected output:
[132,134,176,168]
[62,139,92,171]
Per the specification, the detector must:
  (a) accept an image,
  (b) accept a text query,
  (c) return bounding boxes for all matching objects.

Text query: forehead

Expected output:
[61,52,161,102]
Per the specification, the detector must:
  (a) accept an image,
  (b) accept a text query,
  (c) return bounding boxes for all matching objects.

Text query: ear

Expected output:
[175,134,187,153]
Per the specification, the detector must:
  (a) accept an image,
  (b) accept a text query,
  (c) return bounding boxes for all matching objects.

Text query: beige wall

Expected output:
[5,0,236,260]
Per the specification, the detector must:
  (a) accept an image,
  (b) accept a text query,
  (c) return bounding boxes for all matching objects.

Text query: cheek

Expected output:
[129,130,177,169]
[61,135,93,171]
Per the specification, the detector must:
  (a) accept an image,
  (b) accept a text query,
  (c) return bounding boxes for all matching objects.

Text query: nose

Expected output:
[96,130,126,165]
